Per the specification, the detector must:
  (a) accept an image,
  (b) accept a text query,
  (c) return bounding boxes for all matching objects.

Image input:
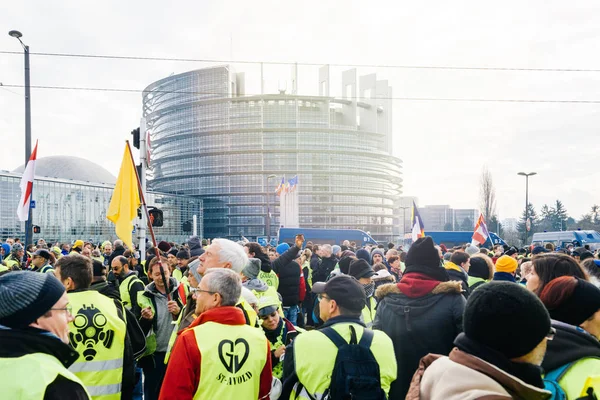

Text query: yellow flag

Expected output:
[107,144,141,250]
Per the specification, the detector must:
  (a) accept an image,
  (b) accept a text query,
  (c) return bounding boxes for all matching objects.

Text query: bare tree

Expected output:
[479,166,497,223]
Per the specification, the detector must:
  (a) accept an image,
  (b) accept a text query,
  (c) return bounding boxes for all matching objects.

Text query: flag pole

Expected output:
[125,140,171,301]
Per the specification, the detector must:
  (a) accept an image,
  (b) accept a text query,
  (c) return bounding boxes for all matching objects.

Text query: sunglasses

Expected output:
[318,294,331,301]
[546,327,556,341]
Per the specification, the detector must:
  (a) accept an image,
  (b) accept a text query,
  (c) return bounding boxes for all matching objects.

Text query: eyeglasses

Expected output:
[189,287,217,295]
[318,294,331,301]
[546,327,556,341]
[51,304,73,315]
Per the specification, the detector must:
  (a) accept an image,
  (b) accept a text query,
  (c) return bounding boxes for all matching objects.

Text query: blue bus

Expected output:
[277,228,378,246]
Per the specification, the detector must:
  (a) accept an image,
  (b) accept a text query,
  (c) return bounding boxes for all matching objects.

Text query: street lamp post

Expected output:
[399,206,410,245]
[265,174,277,243]
[9,30,33,246]
[517,172,537,245]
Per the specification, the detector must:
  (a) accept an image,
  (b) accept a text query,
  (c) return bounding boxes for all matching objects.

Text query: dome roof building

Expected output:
[13,156,116,185]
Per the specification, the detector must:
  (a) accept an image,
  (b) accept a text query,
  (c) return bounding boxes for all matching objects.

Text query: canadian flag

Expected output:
[17,140,38,221]
[471,213,490,246]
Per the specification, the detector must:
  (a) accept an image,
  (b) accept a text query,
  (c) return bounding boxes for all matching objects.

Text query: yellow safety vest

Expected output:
[237,296,260,328]
[258,270,279,290]
[67,290,126,400]
[118,274,143,310]
[550,357,600,398]
[191,321,269,400]
[137,292,157,357]
[4,255,20,269]
[361,297,377,329]
[173,268,183,282]
[0,352,91,400]
[263,322,303,379]
[292,322,397,399]
[0,265,8,273]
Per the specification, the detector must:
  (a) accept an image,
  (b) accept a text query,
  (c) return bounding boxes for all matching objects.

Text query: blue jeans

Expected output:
[133,364,143,400]
[284,305,299,325]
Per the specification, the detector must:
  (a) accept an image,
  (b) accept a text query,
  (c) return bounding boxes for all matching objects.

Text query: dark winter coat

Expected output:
[272,245,301,306]
[373,277,466,400]
[255,251,273,273]
[312,255,339,284]
[107,245,126,268]
[445,262,470,298]
[0,327,89,400]
[542,320,600,372]
[493,272,517,282]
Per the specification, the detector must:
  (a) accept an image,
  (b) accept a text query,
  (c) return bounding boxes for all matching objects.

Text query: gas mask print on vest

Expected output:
[70,304,115,361]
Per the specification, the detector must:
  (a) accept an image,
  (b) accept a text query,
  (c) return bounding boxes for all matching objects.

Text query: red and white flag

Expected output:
[471,213,490,246]
[17,140,38,221]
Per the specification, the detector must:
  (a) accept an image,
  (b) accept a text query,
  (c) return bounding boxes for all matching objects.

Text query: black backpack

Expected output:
[320,325,387,400]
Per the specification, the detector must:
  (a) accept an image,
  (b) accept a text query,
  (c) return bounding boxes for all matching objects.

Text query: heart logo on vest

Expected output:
[218,338,250,374]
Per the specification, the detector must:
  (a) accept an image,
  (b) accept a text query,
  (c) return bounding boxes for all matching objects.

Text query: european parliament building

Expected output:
[144,65,403,242]
[0,156,202,244]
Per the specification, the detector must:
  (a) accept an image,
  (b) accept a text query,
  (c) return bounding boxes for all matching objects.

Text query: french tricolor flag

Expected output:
[471,213,490,246]
[17,140,38,222]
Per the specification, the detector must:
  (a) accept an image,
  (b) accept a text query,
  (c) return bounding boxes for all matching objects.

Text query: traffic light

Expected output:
[131,127,140,149]
[148,207,163,227]
[32,225,41,234]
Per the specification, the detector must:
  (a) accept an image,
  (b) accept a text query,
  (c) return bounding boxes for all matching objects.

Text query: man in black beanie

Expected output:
[0,271,90,399]
[373,236,465,399]
[407,282,553,399]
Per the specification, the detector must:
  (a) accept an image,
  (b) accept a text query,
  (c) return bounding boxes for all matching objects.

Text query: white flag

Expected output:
[17,140,39,221]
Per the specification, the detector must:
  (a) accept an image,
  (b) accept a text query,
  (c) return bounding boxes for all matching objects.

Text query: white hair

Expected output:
[204,269,242,306]
[213,238,249,273]
[320,244,333,257]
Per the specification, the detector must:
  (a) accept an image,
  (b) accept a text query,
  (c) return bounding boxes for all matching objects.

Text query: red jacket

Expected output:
[159,306,272,400]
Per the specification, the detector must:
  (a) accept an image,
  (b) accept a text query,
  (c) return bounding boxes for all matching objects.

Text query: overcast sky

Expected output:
[2,0,599,221]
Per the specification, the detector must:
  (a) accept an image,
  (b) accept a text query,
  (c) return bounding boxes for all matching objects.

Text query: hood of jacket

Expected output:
[375,276,463,319]
[406,348,551,400]
[243,278,269,292]
[542,320,600,371]
[187,236,205,257]
[444,261,463,273]
[144,277,180,297]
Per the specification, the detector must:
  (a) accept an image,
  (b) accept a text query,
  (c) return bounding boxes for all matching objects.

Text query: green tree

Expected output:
[539,204,555,232]
[517,203,538,242]
[554,200,568,231]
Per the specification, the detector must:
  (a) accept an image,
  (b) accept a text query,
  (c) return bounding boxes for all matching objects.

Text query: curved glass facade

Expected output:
[144,66,403,241]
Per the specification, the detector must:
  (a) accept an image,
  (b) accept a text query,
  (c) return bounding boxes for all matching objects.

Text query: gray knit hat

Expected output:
[11,243,24,254]
[0,271,65,328]
[188,259,202,285]
[242,258,261,280]
[466,245,479,256]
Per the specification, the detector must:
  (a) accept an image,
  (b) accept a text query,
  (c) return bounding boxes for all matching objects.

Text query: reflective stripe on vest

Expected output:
[293,322,398,398]
[119,274,143,310]
[40,264,54,274]
[67,291,126,400]
[192,321,269,400]
[361,297,377,328]
[0,352,91,399]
